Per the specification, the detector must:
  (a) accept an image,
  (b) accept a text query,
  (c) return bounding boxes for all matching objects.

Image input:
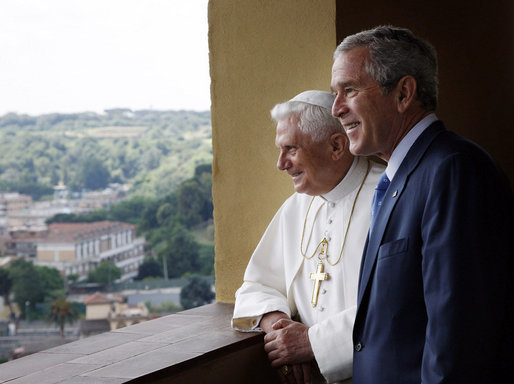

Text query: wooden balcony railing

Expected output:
[0,303,281,383]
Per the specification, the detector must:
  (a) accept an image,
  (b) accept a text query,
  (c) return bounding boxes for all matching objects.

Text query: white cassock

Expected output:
[232,156,385,383]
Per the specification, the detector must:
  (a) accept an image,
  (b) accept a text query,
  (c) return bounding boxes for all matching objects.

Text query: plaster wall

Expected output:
[86,304,111,320]
[38,247,75,262]
[209,0,337,302]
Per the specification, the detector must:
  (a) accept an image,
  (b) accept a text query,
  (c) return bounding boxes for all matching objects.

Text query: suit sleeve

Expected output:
[420,152,513,382]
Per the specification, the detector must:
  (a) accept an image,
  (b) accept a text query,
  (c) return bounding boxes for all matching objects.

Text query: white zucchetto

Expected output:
[290,90,335,111]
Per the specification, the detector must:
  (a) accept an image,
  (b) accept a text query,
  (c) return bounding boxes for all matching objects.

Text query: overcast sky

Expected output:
[0,0,210,116]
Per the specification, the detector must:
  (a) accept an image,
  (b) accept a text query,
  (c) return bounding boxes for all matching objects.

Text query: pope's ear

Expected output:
[330,132,348,159]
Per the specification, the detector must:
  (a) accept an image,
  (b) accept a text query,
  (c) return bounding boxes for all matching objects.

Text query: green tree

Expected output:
[35,265,65,301]
[88,260,121,286]
[20,159,37,183]
[50,168,60,185]
[197,171,213,221]
[140,199,161,230]
[8,259,43,317]
[0,268,14,316]
[135,258,163,280]
[83,209,109,222]
[0,181,53,201]
[48,298,78,338]
[74,156,110,190]
[156,202,175,227]
[109,197,146,224]
[141,147,162,170]
[159,222,200,278]
[175,179,205,228]
[180,275,215,310]
[194,163,212,178]
[198,244,215,275]
[67,274,80,284]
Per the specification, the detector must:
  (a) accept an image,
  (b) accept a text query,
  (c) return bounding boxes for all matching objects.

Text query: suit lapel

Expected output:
[357,180,403,303]
[357,121,446,306]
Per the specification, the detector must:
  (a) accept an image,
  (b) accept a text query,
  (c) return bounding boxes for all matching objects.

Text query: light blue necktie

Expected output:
[370,172,390,233]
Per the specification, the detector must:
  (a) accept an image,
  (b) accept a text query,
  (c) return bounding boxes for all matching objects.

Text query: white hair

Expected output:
[270,100,344,142]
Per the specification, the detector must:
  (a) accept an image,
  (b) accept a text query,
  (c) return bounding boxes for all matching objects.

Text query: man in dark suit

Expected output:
[330,26,513,383]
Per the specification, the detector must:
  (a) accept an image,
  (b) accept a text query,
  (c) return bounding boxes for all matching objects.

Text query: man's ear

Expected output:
[395,75,417,113]
[330,133,349,160]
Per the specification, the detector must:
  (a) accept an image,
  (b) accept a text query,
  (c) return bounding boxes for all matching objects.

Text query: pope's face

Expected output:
[331,47,399,160]
[275,116,335,196]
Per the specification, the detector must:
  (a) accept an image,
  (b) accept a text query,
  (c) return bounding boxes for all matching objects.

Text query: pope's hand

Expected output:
[263,318,315,366]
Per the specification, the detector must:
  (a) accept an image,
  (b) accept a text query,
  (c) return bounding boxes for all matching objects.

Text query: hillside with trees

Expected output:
[0,161,214,326]
[0,110,215,324]
[0,109,212,199]
[48,163,215,279]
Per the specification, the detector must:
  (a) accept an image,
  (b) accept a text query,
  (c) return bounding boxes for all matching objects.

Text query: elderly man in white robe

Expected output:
[232,90,385,384]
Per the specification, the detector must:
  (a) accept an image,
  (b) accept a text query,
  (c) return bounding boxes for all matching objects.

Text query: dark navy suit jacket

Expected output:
[352,121,513,383]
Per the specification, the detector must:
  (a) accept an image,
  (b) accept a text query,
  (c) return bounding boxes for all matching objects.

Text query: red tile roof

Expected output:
[83,291,124,305]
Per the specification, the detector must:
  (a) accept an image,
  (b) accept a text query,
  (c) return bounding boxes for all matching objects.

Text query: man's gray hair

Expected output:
[270,100,344,143]
[334,25,438,110]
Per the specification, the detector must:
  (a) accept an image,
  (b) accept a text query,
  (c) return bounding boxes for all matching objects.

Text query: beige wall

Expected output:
[86,304,111,320]
[38,247,75,262]
[209,0,337,302]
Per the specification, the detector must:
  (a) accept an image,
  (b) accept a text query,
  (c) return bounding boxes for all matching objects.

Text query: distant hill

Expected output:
[0,109,212,199]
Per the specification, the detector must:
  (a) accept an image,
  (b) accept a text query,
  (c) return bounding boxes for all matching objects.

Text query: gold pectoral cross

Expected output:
[309,261,329,307]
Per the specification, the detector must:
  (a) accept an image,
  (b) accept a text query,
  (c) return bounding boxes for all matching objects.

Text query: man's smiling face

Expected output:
[331,46,399,160]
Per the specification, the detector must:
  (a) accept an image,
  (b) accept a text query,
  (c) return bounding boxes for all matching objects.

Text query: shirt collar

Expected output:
[386,113,438,181]
[321,156,367,202]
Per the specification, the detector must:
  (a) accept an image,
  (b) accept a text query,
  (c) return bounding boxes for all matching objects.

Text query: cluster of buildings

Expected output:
[0,185,145,282]
[0,186,152,361]
[80,291,153,336]
[0,184,129,230]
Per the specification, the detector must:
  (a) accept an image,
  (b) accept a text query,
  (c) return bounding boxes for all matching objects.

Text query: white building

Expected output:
[13,221,145,282]
[0,193,32,228]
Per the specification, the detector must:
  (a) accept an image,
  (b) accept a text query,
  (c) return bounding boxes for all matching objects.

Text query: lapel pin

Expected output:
[392,190,398,198]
